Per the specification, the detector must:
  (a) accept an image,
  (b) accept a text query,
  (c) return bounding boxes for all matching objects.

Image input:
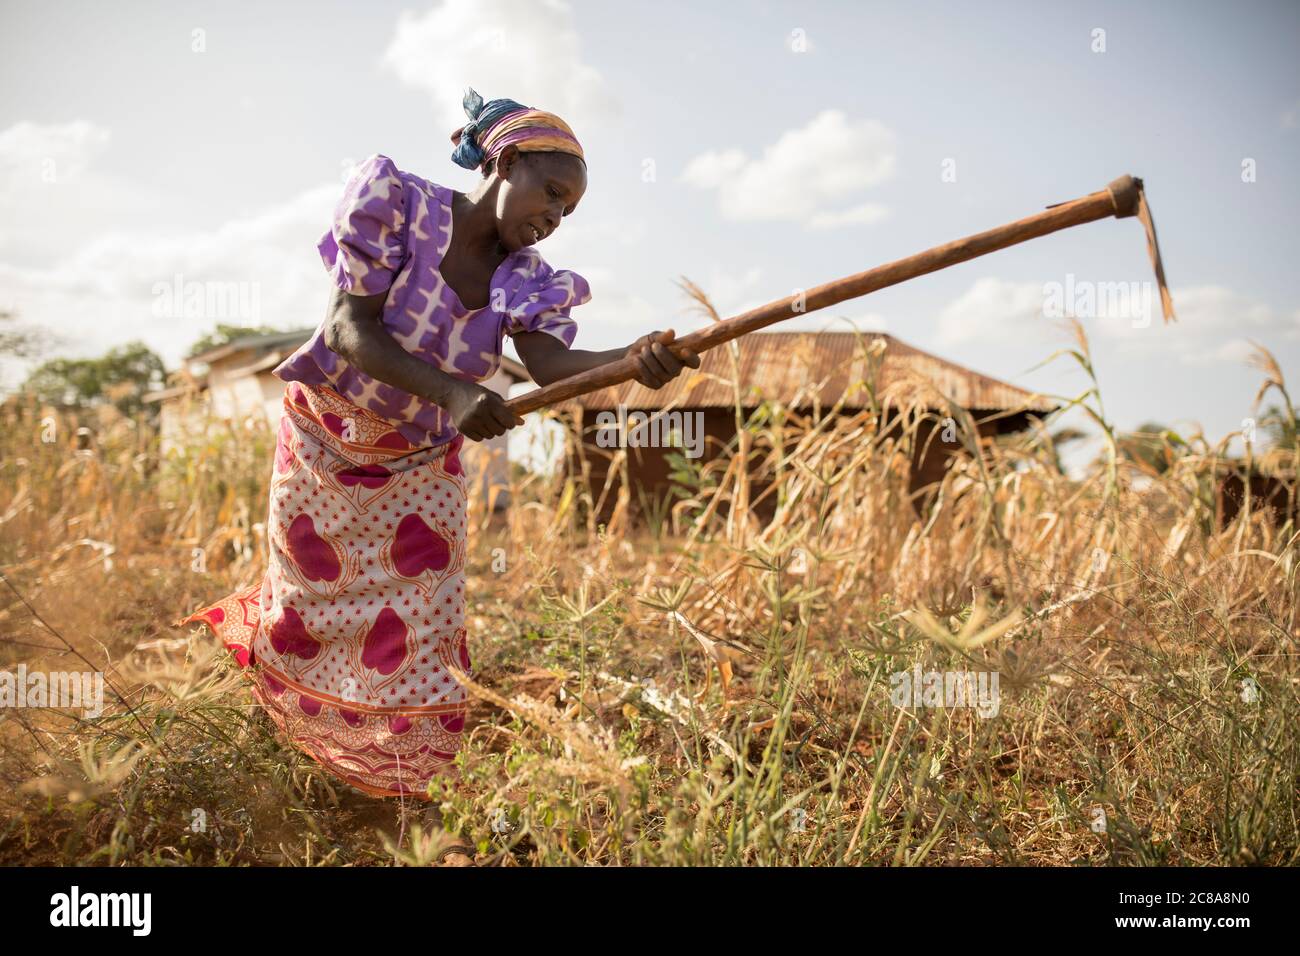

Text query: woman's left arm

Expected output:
[514,328,700,389]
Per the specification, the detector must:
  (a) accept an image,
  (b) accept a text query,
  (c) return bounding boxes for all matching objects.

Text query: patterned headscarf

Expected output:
[449,87,585,172]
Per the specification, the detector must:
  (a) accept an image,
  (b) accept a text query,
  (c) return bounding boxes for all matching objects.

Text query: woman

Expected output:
[178,89,699,859]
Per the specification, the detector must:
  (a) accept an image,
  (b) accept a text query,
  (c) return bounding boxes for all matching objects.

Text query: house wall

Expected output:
[1217,470,1297,527]
[206,362,268,425]
[156,401,188,455]
[572,407,1021,527]
[157,354,516,511]
[258,372,288,429]
[574,408,735,527]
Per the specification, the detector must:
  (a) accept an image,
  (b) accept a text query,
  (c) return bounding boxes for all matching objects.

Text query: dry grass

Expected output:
[1,312,1296,866]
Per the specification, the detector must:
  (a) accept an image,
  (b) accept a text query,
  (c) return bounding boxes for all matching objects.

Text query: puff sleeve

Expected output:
[317,154,407,296]
[495,250,591,349]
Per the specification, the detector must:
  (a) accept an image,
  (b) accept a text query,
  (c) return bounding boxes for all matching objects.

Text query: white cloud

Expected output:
[1158,285,1277,333]
[675,264,765,319]
[932,277,1299,374]
[679,109,897,226]
[647,263,890,336]
[540,262,889,354]
[678,149,747,190]
[935,277,1050,346]
[1088,284,1294,366]
[0,120,167,264]
[576,283,660,341]
[808,201,889,229]
[1160,287,1297,367]
[0,120,110,200]
[0,119,179,268]
[0,182,338,387]
[1180,337,1259,367]
[380,0,618,144]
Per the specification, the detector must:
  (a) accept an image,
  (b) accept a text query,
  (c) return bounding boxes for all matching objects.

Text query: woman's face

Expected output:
[493,146,587,252]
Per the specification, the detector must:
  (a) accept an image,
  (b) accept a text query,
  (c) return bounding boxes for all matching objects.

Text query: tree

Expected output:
[1259,404,1297,449]
[0,308,52,360]
[23,341,165,419]
[1116,421,1186,476]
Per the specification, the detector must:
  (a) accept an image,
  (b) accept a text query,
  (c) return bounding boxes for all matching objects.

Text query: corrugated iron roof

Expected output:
[189,329,314,365]
[572,332,1058,414]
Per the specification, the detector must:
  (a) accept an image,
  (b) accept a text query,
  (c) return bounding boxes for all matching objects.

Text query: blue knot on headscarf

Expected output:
[450,87,529,170]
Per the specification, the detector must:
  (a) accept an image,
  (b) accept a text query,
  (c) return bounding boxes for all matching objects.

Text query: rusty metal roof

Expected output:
[572,332,1057,414]
[188,329,315,366]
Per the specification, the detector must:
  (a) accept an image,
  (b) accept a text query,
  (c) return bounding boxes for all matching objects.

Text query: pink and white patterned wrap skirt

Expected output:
[179,380,473,799]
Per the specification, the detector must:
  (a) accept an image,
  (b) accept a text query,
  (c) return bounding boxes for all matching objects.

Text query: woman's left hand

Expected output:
[623,329,701,389]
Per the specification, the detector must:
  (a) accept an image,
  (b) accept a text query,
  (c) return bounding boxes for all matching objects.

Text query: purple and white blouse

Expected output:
[274,153,591,448]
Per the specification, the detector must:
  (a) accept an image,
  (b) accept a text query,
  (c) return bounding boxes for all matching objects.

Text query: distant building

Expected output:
[562,331,1059,525]
[1215,461,1297,528]
[143,329,529,507]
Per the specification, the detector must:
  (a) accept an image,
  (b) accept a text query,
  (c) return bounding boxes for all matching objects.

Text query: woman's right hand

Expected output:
[443,380,525,442]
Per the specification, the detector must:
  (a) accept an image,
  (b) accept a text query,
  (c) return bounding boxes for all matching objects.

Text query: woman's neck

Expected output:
[452,187,508,260]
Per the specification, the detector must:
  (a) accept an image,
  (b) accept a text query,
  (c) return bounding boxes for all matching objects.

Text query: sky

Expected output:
[1,0,1297,466]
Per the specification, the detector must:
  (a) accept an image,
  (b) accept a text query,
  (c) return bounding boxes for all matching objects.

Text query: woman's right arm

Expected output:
[322,286,523,441]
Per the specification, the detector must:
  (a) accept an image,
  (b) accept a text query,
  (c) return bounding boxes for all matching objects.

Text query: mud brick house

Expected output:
[561,331,1058,526]
[1215,462,1297,528]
